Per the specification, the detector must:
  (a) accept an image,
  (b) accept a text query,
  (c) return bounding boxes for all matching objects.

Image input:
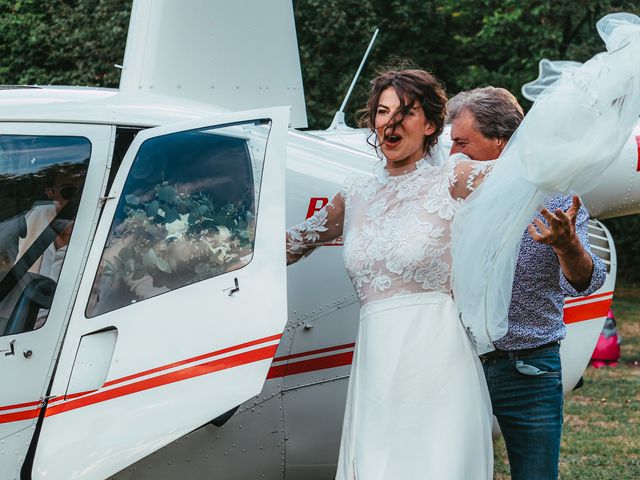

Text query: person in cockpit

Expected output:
[12,168,80,329]
[18,171,77,274]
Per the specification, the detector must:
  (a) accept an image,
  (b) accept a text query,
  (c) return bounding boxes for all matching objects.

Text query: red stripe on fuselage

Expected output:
[45,344,278,417]
[268,351,354,379]
[564,291,612,305]
[0,291,615,425]
[563,298,612,324]
[103,333,281,389]
[1,335,282,423]
[0,399,41,412]
[273,342,356,363]
[0,407,40,424]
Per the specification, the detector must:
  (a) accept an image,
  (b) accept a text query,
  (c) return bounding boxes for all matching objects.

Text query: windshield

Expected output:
[0,135,90,337]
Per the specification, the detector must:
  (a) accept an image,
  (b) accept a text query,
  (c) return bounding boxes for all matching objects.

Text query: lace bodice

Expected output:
[287,154,493,305]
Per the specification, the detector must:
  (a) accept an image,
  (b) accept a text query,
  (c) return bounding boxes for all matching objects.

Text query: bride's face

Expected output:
[375,87,435,171]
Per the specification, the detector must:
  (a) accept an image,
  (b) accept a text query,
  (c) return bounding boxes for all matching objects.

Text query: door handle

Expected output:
[226,277,240,296]
[0,339,15,356]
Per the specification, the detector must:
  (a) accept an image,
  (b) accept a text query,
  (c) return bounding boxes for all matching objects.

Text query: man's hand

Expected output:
[527,196,594,292]
[527,196,581,254]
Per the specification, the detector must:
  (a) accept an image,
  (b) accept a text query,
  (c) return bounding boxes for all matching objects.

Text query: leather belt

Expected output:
[480,341,560,361]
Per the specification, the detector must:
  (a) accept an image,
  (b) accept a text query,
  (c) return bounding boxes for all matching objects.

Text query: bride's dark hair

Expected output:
[361,68,447,159]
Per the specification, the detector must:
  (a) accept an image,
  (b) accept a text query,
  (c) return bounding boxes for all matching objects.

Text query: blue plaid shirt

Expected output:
[494,195,607,351]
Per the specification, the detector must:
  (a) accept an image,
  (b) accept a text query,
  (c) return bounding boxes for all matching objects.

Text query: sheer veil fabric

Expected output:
[451,13,640,354]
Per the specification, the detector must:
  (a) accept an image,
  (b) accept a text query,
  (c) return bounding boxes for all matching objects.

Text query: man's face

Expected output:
[449,109,504,161]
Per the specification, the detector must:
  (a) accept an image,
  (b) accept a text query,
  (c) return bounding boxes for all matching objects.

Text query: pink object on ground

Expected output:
[590,309,620,368]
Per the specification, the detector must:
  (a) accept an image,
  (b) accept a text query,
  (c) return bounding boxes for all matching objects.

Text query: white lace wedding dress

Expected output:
[285,14,640,478]
[287,154,494,479]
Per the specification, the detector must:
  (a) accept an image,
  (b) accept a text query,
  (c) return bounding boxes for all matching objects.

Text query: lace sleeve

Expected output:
[286,192,345,265]
[449,155,496,201]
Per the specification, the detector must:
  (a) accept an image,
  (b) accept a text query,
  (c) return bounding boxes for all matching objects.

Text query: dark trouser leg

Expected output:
[483,346,563,480]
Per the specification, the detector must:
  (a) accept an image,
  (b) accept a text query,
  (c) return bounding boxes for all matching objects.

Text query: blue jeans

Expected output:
[482,343,563,480]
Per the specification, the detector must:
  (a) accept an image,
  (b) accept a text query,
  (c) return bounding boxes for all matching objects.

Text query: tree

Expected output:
[0,0,131,87]
[293,0,378,129]
[294,0,459,128]
[441,0,640,104]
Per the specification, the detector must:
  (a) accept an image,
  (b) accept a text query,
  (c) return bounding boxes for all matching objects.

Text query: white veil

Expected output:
[451,13,640,355]
[521,59,582,102]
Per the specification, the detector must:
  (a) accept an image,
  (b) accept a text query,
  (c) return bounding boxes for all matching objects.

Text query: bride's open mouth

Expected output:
[384,133,402,147]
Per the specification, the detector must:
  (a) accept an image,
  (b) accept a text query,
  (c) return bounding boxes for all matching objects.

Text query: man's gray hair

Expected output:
[446,87,524,140]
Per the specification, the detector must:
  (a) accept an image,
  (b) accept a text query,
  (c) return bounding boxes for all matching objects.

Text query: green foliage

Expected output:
[294,0,459,128]
[294,0,640,127]
[293,0,378,128]
[0,0,131,86]
[604,216,640,282]
[442,0,640,107]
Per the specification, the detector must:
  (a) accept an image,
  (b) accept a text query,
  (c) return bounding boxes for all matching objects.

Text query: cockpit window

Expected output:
[0,135,90,337]
[86,120,270,317]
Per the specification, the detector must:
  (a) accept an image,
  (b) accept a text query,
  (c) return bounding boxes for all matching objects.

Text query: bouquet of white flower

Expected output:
[102,182,254,291]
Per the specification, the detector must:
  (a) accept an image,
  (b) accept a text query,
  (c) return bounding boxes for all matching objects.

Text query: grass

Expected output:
[493,286,640,479]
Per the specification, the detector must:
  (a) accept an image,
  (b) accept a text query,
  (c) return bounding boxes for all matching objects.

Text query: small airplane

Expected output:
[0,1,637,479]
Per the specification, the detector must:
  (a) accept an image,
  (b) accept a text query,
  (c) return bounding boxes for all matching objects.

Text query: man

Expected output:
[447,87,606,480]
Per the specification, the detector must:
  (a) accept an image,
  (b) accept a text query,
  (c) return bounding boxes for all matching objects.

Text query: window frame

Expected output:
[85,118,273,318]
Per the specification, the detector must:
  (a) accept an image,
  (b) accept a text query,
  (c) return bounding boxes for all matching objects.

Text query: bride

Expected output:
[285,12,640,480]
[286,69,494,479]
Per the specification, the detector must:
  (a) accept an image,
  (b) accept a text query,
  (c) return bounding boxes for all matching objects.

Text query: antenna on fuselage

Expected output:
[328,28,379,130]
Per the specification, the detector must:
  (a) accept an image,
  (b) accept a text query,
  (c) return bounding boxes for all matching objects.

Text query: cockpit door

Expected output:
[0,123,112,480]
[30,107,289,479]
